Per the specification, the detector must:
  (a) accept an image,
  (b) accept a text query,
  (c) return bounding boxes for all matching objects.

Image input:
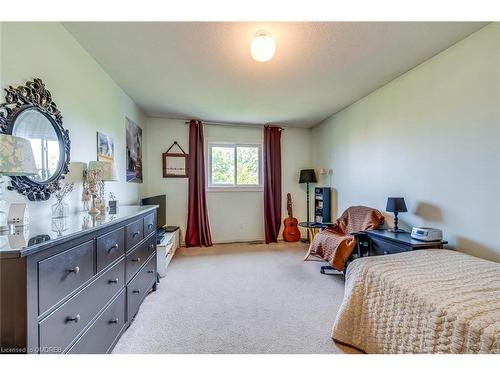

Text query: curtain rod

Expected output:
[183,119,284,130]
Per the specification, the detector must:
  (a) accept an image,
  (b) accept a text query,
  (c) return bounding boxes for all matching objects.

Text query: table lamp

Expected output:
[299,169,317,241]
[87,160,119,213]
[0,134,37,231]
[386,197,407,232]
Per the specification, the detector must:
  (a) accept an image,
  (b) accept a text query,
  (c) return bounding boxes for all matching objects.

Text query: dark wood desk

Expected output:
[363,229,448,256]
[314,228,448,275]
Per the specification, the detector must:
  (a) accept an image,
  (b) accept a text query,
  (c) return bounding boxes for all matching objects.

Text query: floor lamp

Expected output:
[299,169,317,241]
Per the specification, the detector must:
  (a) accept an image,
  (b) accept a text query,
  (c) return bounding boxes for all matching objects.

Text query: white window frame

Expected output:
[207,142,263,192]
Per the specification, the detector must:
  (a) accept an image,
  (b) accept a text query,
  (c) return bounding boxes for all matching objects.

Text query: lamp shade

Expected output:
[88,160,119,181]
[386,197,408,213]
[299,169,317,184]
[0,134,37,176]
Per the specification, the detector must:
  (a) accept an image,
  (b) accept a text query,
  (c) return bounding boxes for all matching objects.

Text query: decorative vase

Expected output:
[51,200,69,218]
[51,182,74,219]
[51,217,68,237]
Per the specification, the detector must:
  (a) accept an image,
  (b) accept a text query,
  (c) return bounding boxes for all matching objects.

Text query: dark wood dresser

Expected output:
[0,205,158,354]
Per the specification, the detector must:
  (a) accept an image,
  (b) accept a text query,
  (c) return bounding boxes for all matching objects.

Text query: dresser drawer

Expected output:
[143,212,156,237]
[39,258,125,352]
[67,289,125,354]
[126,234,156,283]
[127,254,156,322]
[370,238,410,256]
[126,218,143,251]
[38,240,95,315]
[97,227,125,272]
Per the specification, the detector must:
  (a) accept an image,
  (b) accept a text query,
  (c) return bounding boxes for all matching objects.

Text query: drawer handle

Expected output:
[147,270,154,274]
[109,318,119,324]
[132,289,141,294]
[383,251,388,255]
[108,278,119,284]
[108,243,119,252]
[131,257,141,262]
[148,223,153,229]
[132,231,140,238]
[68,266,80,274]
[149,244,155,249]
[66,314,81,323]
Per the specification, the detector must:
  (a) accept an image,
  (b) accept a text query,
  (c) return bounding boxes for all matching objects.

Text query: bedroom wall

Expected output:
[142,118,313,244]
[0,23,3,90]
[311,23,500,262]
[0,22,147,219]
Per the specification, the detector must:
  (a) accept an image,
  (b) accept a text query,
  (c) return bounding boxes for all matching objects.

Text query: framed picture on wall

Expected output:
[97,131,115,161]
[126,117,143,183]
[162,141,188,178]
[163,153,188,177]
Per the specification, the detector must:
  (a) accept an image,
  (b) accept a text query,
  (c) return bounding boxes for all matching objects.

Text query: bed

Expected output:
[332,249,500,354]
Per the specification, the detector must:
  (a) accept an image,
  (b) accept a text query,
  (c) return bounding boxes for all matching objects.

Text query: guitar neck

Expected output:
[287,193,294,219]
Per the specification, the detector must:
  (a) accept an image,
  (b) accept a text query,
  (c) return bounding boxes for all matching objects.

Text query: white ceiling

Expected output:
[64,22,487,128]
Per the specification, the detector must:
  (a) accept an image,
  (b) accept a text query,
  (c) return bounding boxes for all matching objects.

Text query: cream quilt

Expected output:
[332,249,500,353]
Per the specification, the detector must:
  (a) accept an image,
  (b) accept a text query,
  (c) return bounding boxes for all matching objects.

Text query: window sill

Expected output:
[207,187,264,193]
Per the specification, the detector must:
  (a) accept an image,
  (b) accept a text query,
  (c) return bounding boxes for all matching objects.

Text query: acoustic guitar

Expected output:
[283,193,301,242]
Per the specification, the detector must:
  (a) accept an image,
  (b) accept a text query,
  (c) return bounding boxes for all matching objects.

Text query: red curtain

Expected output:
[263,126,282,243]
[185,120,213,247]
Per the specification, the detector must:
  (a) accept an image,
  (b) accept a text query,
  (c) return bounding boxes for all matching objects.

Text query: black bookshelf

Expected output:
[314,187,331,223]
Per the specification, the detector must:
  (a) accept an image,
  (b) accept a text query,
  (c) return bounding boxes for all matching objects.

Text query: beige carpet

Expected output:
[113,241,360,354]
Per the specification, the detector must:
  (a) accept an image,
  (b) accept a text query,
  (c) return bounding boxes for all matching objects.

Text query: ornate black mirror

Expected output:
[0,78,70,201]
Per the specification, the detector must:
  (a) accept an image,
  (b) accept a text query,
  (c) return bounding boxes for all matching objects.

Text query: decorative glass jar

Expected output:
[51,200,69,218]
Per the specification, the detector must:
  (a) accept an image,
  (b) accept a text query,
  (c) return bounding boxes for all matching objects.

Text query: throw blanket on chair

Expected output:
[332,249,500,353]
[309,206,384,271]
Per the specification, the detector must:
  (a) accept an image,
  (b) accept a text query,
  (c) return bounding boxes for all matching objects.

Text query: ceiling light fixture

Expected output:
[250,30,276,62]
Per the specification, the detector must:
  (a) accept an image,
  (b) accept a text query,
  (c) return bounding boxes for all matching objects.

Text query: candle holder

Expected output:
[83,169,102,215]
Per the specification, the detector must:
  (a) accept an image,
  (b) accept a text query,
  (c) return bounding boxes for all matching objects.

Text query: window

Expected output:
[29,137,60,182]
[207,142,262,190]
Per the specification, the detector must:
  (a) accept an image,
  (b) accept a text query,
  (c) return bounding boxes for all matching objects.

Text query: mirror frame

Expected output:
[0,78,71,201]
